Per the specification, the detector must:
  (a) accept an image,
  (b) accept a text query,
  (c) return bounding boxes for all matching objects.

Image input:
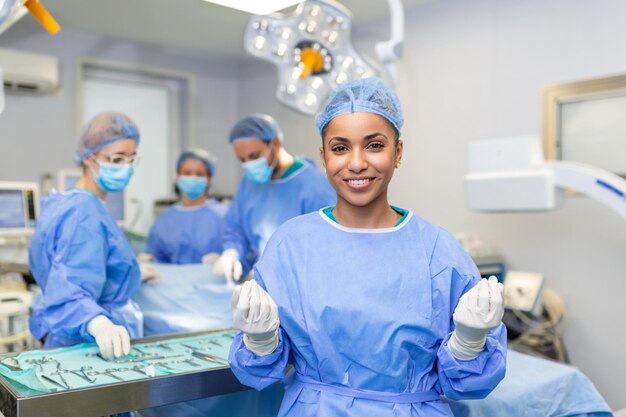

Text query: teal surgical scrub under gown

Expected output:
[229,209,507,417]
[223,158,334,267]
[146,201,226,264]
[29,190,143,347]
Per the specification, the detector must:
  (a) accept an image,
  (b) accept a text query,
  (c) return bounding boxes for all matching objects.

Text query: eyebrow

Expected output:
[328,132,389,143]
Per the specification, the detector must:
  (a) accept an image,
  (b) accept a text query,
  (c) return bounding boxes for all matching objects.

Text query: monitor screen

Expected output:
[0,182,38,237]
[0,190,26,228]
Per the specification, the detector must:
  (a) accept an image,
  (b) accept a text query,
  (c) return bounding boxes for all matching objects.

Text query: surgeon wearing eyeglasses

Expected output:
[29,111,144,360]
[212,113,335,283]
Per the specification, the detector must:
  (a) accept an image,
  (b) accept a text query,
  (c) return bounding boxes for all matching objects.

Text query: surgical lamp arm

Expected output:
[543,161,626,220]
[375,0,404,86]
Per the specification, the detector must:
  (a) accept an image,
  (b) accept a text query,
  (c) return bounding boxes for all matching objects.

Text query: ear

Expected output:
[395,139,404,168]
[82,156,96,174]
[271,137,282,152]
[319,146,326,169]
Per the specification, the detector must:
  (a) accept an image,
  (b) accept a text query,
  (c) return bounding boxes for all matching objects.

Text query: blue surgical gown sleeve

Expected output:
[229,328,291,391]
[223,180,253,260]
[146,217,171,263]
[430,231,507,401]
[33,208,110,341]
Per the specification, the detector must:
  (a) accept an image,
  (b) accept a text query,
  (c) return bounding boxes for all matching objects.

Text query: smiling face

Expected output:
[320,112,403,210]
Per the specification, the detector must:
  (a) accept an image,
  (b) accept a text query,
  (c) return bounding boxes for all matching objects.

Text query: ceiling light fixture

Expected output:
[244,0,404,115]
[200,0,301,16]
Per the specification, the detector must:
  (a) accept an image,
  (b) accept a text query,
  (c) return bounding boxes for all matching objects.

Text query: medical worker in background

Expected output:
[212,114,334,283]
[29,111,143,360]
[145,148,226,264]
[228,78,507,417]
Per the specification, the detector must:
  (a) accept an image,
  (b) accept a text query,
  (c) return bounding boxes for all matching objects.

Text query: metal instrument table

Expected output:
[0,329,249,417]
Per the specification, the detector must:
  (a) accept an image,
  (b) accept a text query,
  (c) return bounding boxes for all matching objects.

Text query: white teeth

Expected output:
[348,178,371,186]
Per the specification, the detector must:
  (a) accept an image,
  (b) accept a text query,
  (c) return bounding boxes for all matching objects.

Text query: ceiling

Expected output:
[34,0,432,57]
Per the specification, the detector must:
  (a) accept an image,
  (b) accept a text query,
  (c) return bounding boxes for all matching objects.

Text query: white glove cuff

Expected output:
[243,330,279,356]
[87,315,112,336]
[448,330,486,360]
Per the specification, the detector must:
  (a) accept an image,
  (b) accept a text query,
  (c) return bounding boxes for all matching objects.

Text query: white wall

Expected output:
[0,20,241,196]
[237,0,626,409]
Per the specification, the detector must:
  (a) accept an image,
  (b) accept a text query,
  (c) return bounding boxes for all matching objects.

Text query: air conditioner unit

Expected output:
[0,47,60,93]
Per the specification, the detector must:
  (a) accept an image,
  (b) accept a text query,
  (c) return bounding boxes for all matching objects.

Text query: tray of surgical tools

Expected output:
[0,329,249,417]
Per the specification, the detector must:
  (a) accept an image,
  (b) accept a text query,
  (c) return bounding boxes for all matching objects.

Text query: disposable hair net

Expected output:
[176,148,218,176]
[75,111,140,163]
[229,114,284,143]
[316,77,403,136]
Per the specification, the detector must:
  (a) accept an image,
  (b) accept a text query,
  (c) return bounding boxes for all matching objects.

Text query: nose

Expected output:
[348,148,367,173]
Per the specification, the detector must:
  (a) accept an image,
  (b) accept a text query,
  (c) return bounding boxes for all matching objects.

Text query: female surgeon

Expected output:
[29,112,143,360]
[145,148,226,264]
[212,113,335,283]
[228,78,507,417]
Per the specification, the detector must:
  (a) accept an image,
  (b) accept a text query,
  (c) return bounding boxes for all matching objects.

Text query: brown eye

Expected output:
[367,142,384,150]
[109,155,126,165]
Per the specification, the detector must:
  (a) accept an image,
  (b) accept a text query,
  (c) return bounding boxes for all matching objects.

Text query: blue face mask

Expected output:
[93,162,134,192]
[176,176,208,200]
[242,152,276,185]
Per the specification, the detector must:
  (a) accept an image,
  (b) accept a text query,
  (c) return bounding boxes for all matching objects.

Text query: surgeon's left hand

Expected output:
[139,262,160,284]
[232,280,280,356]
[448,276,504,360]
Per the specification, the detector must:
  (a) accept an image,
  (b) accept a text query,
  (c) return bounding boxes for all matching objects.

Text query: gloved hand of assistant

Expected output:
[213,249,242,284]
[448,276,504,360]
[201,252,220,265]
[136,252,154,263]
[87,315,131,360]
[231,280,280,356]
[139,262,160,284]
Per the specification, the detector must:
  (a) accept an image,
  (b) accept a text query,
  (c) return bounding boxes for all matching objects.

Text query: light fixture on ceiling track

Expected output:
[244,0,404,115]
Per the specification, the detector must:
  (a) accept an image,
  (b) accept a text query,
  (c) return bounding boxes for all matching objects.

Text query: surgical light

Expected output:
[200,0,301,15]
[0,0,60,35]
[244,0,404,115]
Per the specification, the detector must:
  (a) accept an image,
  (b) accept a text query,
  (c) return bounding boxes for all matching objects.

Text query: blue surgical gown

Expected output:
[29,190,143,348]
[223,158,334,265]
[146,201,226,264]
[229,210,507,417]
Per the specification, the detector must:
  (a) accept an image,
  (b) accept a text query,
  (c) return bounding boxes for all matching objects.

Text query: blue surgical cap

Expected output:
[75,111,140,163]
[316,77,403,136]
[176,148,217,177]
[229,113,284,143]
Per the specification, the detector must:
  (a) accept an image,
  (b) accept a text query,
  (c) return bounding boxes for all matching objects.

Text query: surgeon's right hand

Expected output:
[87,315,131,360]
[213,249,243,283]
[232,280,280,356]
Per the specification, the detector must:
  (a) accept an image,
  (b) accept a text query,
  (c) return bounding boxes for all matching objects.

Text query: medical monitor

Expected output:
[57,169,126,225]
[0,182,39,237]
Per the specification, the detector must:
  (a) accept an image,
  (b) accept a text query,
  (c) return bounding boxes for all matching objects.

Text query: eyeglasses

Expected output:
[95,153,141,167]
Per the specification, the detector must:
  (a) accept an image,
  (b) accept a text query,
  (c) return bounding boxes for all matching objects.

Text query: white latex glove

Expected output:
[232,280,280,356]
[213,249,242,284]
[201,252,220,265]
[87,315,131,360]
[448,276,504,360]
[137,252,154,263]
[139,262,160,284]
